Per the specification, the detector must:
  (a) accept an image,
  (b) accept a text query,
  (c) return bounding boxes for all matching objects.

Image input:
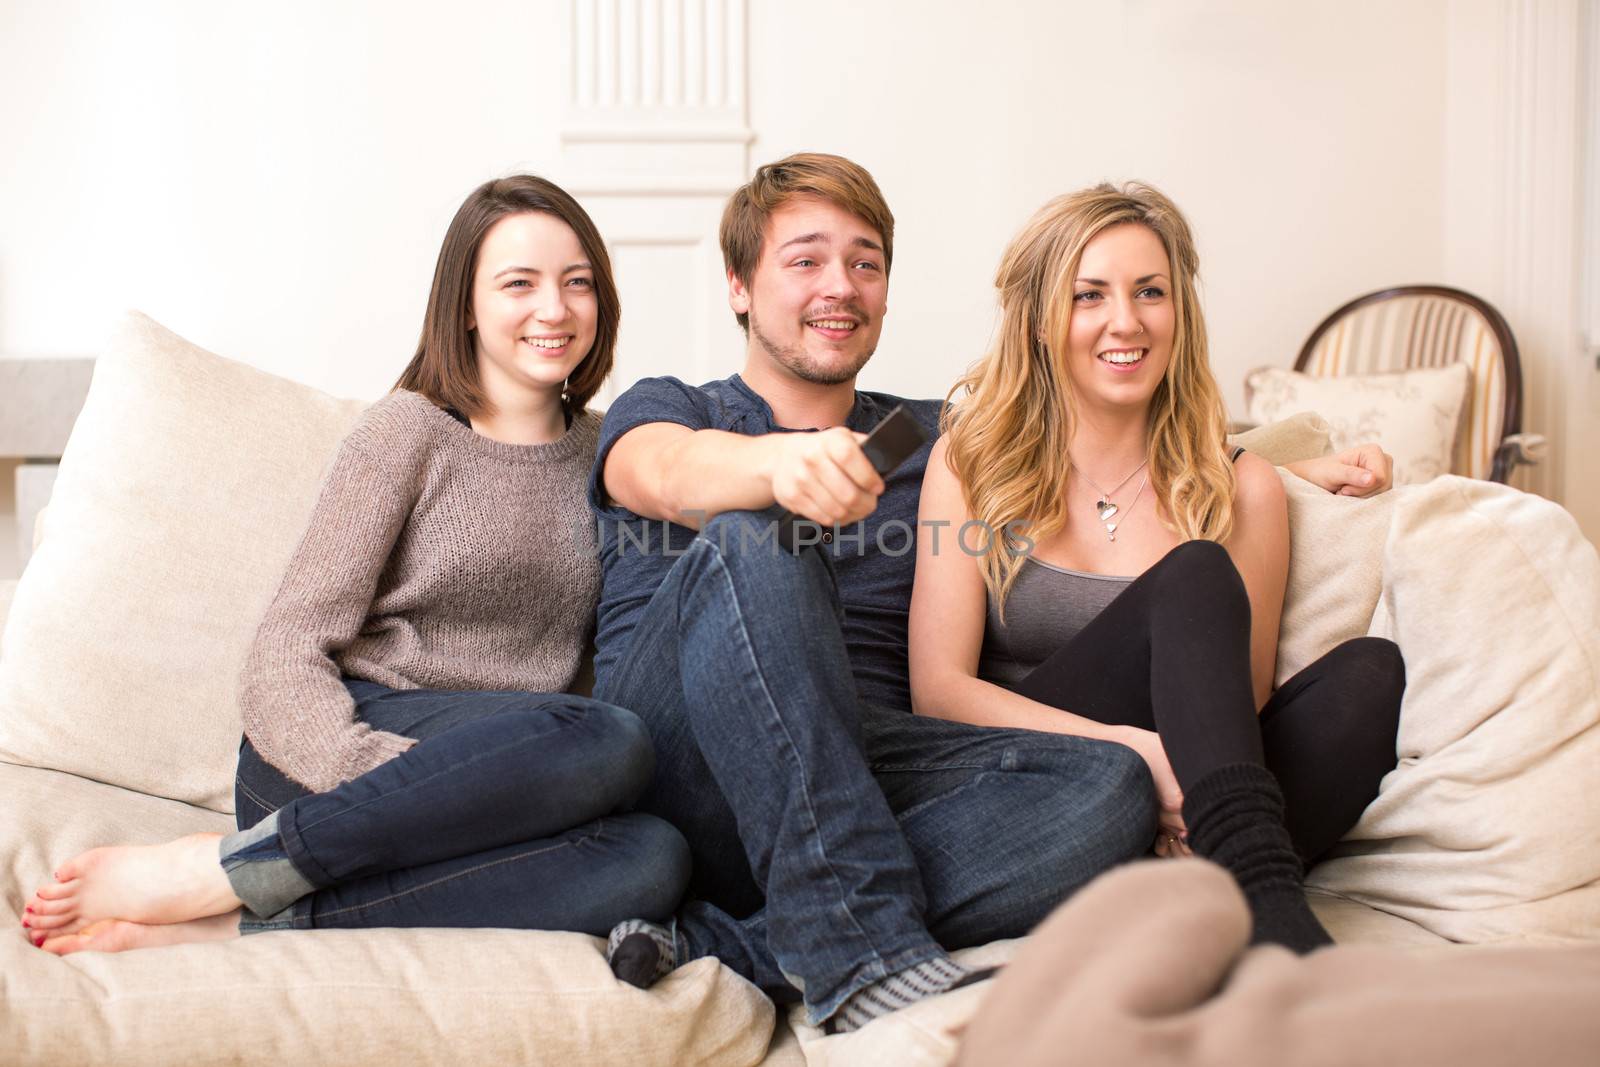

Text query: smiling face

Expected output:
[468,211,598,407]
[728,195,889,386]
[1063,222,1176,416]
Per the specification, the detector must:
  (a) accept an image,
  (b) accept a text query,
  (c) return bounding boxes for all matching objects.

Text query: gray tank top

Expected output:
[976,558,1134,691]
[978,447,1244,691]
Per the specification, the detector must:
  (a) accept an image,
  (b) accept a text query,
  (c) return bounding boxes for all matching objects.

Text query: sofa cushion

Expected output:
[1305,886,1450,947]
[1227,411,1392,689]
[0,313,369,812]
[0,761,775,1067]
[1305,476,1600,943]
[1228,410,1332,467]
[1272,471,1396,687]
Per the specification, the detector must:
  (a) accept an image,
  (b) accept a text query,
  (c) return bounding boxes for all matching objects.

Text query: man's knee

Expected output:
[700,509,788,561]
[946,739,1158,939]
[1084,741,1160,852]
[1011,738,1159,872]
[694,509,842,613]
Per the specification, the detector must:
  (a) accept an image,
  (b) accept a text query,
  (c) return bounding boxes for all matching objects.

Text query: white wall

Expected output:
[2,1,1591,574]
[748,1,1450,407]
[0,0,571,399]
[0,0,1451,401]
[1441,0,1596,522]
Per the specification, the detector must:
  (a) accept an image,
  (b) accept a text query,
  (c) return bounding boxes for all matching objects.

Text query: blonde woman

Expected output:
[908,183,1404,953]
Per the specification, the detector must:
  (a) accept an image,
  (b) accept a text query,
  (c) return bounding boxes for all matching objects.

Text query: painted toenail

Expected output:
[21,920,29,928]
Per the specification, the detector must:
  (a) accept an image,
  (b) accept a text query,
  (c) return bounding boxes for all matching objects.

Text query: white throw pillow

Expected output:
[1224,412,1395,690]
[1272,471,1396,687]
[1245,363,1470,485]
[0,312,369,812]
[1305,476,1600,943]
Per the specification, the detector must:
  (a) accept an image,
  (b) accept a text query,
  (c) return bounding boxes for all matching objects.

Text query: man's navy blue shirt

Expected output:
[587,374,942,713]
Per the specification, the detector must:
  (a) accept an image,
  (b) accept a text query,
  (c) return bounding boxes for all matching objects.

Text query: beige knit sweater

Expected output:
[238,390,601,792]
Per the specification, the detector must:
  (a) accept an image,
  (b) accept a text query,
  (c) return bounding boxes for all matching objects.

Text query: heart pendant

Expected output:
[1097,501,1119,523]
[1104,521,1118,541]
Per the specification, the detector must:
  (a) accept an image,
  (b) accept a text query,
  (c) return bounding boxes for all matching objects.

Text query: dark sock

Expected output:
[825,957,999,1034]
[1182,762,1333,954]
[605,918,676,989]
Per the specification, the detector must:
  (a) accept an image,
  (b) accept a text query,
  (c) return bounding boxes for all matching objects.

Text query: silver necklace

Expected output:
[1071,458,1149,542]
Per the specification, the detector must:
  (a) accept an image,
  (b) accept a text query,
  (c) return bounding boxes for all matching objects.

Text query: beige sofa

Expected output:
[2,313,1596,1066]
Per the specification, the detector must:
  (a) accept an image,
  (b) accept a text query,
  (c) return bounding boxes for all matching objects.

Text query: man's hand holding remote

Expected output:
[766,427,885,530]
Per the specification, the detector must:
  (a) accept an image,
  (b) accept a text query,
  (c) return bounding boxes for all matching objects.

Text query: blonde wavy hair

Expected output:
[943,182,1234,617]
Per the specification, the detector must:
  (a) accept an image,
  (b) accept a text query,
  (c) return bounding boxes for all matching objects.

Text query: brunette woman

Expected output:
[24,176,689,953]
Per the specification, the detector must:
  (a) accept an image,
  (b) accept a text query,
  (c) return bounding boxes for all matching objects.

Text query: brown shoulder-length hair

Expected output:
[719,153,895,333]
[396,175,619,418]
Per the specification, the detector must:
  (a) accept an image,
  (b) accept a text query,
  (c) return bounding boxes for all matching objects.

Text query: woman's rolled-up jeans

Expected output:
[229,678,691,936]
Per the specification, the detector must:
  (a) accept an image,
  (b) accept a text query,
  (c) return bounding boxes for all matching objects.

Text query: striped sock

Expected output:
[605,918,677,989]
[827,956,998,1034]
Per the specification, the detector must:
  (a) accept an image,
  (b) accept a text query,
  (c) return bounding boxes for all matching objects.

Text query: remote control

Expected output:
[775,405,930,553]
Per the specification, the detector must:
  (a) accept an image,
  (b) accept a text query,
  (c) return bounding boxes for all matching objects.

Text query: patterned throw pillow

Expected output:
[1244,363,1471,485]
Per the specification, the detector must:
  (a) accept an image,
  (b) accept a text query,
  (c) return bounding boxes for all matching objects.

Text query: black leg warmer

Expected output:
[1182,762,1332,954]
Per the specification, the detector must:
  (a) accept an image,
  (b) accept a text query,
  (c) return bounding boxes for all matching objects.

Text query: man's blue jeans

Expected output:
[232,681,691,935]
[594,511,1157,1024]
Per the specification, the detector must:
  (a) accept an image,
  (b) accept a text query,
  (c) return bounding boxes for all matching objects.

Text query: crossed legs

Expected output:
[595,511,1156,1024]
[25,687,689,954]
[1013,540,1405,949]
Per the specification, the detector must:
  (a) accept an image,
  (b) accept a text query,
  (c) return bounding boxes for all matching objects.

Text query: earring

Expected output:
[560,377,570,404]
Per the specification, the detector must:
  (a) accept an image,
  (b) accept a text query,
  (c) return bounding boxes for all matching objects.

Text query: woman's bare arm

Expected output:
[1222,452,1291,710]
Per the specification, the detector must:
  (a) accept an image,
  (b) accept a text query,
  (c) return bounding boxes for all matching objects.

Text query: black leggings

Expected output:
[1014,540,1405,864]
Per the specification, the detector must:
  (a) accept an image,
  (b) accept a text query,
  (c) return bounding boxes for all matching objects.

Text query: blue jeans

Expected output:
[232,680,691,935]
[594,511,1156,1024]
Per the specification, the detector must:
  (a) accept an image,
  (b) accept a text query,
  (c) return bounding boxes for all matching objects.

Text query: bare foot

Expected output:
[25,834,241,936]
[38,911,242,956]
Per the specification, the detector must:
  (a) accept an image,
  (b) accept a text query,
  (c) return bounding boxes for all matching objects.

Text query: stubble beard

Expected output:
[750,308,875,386]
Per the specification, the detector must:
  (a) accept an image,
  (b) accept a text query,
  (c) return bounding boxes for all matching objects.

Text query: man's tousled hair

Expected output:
[719,153,895,332]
